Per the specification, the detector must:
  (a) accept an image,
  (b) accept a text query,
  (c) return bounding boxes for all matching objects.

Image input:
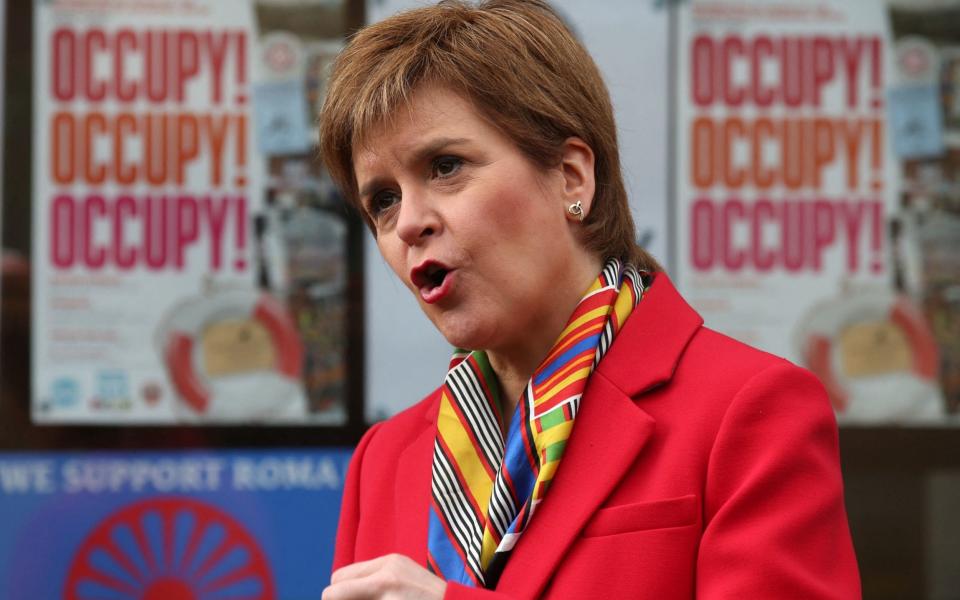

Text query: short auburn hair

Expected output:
[318,0,660,270]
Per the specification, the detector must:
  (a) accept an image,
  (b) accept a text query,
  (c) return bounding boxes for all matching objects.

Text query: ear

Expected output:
[558,137,596,218]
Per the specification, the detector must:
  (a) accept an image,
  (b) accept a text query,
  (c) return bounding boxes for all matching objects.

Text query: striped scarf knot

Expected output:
[427,258,647,588]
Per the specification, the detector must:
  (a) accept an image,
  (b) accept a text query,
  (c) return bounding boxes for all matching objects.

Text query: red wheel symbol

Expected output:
[65,497,275,600]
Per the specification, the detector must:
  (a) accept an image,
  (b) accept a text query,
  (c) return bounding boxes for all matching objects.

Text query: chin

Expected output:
[432,314,494,352]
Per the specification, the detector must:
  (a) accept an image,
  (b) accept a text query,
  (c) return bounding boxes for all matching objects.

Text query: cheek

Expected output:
[483,197,566,263]
[471,190,554,247]
[506,182,563,233]
[376,240,412,289]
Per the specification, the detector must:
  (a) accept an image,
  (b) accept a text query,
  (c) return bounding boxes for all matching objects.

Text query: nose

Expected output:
[395,190,441,246]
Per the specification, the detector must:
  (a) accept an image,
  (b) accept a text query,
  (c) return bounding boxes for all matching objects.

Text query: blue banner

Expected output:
[0,448,352,599]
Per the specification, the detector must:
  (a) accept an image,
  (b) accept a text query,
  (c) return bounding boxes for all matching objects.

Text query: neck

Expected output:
[487,254,603,425]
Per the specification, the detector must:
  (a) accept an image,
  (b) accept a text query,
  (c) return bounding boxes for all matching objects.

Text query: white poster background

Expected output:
[363,0,670,421]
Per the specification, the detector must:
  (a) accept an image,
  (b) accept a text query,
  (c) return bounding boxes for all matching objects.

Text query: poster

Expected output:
[0,448,349,598]
[674,0,955,424]
[32,0,355,425]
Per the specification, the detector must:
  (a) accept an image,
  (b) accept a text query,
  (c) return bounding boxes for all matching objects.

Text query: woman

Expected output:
[319,1,860,598]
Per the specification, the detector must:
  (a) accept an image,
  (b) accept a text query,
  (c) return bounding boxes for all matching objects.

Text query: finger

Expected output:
[323,572,387,600]
[330,554,403,585]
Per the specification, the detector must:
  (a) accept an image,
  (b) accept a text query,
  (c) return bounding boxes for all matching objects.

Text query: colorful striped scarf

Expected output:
[427,259,646,588]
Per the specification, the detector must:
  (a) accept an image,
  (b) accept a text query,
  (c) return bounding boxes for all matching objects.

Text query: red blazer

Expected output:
[333,275,861,599]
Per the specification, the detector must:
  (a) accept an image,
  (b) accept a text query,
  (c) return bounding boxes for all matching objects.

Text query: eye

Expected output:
[431,156,463,179]
[369,189,400,217]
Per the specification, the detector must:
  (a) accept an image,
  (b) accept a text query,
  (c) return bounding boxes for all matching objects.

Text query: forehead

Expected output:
[352,86,495,172]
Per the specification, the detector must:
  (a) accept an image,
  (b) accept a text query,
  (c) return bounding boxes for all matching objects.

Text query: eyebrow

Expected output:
[357,136,471,199]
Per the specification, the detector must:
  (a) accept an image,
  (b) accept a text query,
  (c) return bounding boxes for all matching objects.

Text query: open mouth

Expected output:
[411,261,454,302]
[425,264,448,289]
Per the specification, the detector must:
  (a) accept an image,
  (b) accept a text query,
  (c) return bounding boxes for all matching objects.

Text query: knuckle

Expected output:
[381,568,403,590]
[385,568,403,585]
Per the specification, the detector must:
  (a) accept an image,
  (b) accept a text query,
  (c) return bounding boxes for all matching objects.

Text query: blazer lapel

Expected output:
[496,374,655,598]
[495,273,703,598]
[394,392,440,565]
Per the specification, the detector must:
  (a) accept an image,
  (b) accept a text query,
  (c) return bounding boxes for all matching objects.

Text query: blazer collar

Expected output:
[596,272,704,397]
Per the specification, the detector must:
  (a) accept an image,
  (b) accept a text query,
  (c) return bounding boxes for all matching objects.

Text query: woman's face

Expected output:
[353,85,598,356]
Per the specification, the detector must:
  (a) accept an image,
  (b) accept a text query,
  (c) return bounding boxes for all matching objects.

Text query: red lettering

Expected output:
[691,198,716,270]
[204,196,230,270]
[46,194,246,272]
[114,113,138,184]
[691,118,715,188]
[176,32,200,102]
[175,196,199,268]
[811,37,834,107]
[176,115,198,185]
[82,195,107,268]
[722,119,746,187]
[47,28,242,104]
[84,113,108,184]
[692,36,715,107]
[45,111,241,187]
[51,112,76,184]
[690,116,879,192]
[812,200,836,270]
[752,118,775,189]
[51,29,76,101]
[751,36,774,106]
[114,29,138,101]
[752,200,776,271]
[721,200,746,269]
[84,29,107,101]
[688,34,879,110]
[51,196,76,268]
[688,197,875,274]
[838,38,866,108]
[114,195,138,269]
[722,36,745,106]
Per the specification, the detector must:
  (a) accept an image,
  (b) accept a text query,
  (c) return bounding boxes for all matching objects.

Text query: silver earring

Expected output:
[567,200,584,221]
